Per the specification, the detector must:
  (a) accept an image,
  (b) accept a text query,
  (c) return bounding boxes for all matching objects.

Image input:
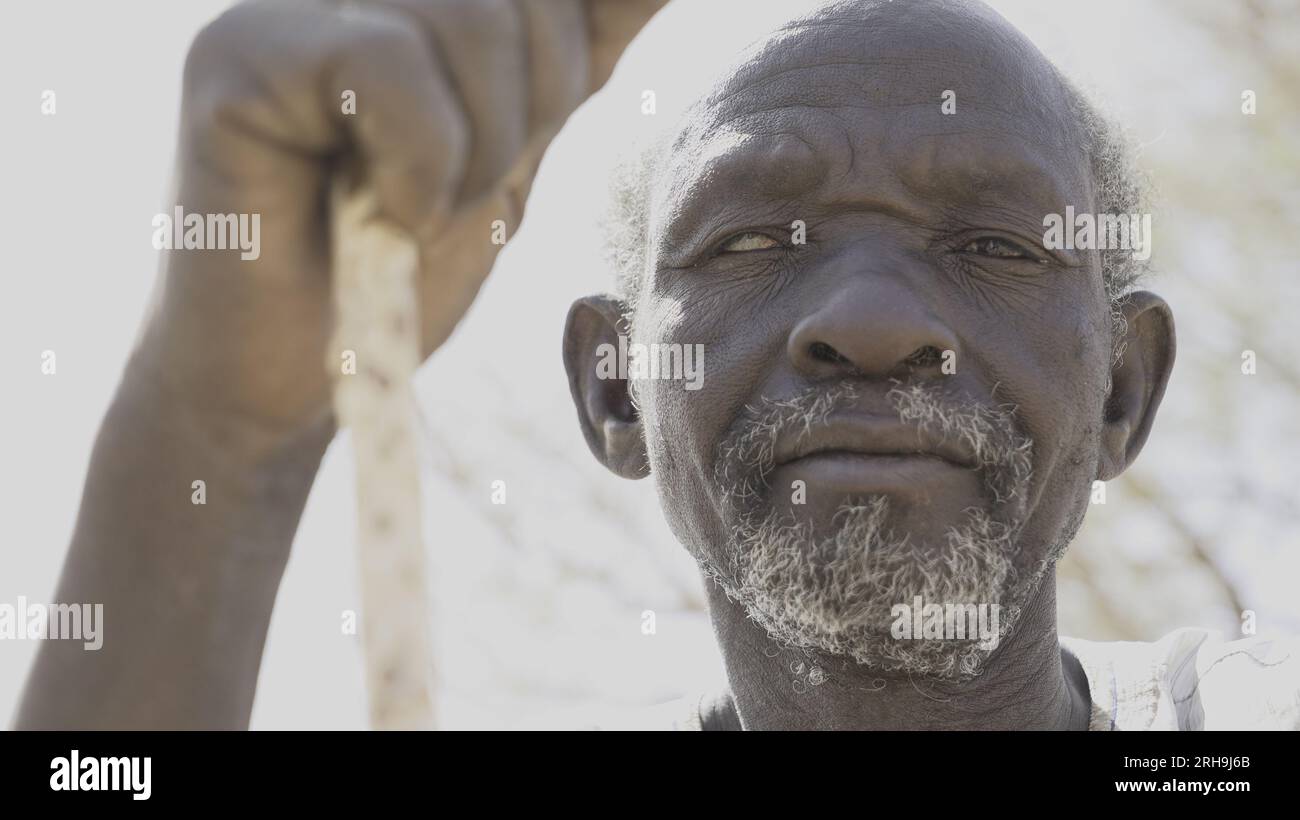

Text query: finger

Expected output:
[331,5,471,239]
[183,0,343,169]
[514,0,590,135]
[413,136,543,357]
[374,0,530,202]
[583,0,669,91]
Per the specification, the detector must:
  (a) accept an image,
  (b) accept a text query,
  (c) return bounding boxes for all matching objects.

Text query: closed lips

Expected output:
[773,416,978,470]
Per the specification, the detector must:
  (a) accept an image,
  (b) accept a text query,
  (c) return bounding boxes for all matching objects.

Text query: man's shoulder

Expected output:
[1062,627,1300,730]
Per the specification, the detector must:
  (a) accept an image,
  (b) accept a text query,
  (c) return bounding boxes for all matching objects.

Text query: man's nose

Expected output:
[787,272,960,381]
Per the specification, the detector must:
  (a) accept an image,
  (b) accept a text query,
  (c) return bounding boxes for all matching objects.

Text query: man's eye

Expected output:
[962,236,1035,259]
[719,232,781,253]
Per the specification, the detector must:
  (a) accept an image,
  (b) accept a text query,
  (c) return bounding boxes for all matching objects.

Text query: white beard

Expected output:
[716,498,1022,680]
[708,382,1060,681]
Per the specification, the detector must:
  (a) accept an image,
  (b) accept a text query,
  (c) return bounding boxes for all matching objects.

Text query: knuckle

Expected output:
[182,5,268,131]
[344,10,427,64]
[184,4,252,86]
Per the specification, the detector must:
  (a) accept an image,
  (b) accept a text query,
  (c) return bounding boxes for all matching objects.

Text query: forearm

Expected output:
[14,351,333,729]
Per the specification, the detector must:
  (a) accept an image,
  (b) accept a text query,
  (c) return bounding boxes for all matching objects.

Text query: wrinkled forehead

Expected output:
[649,0,1091,245]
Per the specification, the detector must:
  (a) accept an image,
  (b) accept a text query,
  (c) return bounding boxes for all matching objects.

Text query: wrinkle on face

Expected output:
[608,0,1142,678]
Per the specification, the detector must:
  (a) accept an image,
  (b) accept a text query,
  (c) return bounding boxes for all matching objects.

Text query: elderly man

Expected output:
[16,0,1299,730]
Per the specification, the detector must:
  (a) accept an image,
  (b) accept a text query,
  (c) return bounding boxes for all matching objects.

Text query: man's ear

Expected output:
[562,294,649,479]
[1097,290,1176,481]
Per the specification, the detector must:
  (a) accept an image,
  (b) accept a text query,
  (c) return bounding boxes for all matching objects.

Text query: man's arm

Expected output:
[14,0,666,730]
[15,348,331,729]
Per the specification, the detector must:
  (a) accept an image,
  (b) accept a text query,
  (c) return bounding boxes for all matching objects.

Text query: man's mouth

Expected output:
[771,415,979,493]
[775,415,979,468]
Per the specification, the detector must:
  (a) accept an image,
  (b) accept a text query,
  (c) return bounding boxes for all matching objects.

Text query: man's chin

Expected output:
[729,590,1012,682]
[713,498,1027,681]
[764,483,984,552]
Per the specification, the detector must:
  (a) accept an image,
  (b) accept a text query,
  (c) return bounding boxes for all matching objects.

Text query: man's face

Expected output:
[566,0,1172,679]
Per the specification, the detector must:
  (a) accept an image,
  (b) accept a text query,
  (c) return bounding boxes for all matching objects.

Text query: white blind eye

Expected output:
[721,232,780,252]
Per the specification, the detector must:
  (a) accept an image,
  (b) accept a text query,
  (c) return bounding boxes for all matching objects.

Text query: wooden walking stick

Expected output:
[329,182,435,730]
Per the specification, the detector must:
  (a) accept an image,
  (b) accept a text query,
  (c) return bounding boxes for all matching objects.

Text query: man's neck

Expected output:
[705,572,1092,730]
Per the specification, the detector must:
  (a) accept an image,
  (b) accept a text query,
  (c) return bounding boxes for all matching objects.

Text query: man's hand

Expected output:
[143,0,664,447]
[14,0,663,730]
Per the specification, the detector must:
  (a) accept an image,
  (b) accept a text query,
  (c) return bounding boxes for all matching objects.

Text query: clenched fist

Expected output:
[138,0,665,446]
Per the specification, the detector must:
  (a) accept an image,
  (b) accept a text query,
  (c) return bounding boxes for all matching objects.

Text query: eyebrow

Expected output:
[890,127,1082,216]
[654,130,831,261]
[655,118,1085,264]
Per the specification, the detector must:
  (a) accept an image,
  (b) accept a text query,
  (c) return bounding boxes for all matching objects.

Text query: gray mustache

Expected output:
[714,381,1034,509]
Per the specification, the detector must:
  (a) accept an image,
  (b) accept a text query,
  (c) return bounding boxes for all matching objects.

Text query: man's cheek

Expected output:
[641,380,707,493]
[643,398,735,563]
[1071,304,1114,404]
[1046,310,1112,455]
[641,315,744,464]
[1004,321,1108,530]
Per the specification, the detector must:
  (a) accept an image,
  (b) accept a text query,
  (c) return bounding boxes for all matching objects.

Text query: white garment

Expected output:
[660,629,1300,730]
[1062,628,1300,730]
[543,628,1300,729]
